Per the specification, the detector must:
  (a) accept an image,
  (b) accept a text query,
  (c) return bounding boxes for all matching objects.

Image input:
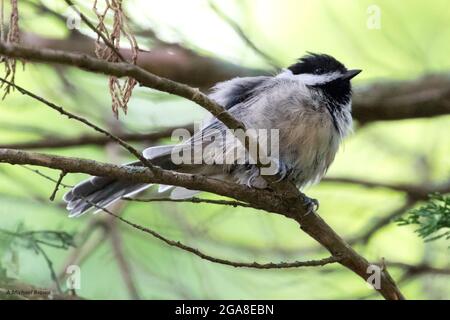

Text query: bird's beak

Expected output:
[342,69,362,80]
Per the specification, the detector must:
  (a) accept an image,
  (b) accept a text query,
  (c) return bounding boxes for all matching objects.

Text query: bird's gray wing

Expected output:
[140,76,272,198]
[209,76,269,109]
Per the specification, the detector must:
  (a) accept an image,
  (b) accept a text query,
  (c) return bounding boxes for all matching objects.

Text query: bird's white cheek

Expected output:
[276,70,342,86]
[297,72,341,86]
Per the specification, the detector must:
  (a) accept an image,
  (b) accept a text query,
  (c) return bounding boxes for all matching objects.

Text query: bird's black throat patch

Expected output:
[317,77,352,106]
[311,78,352,135]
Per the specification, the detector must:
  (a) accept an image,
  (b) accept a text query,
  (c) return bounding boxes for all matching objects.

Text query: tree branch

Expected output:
[0,76,156,170]
[0,43,277,185]
[0,148,405,299]
[0,148,274,209]
[48,170,66,201]
[1,42,449,127]
[0,42,247,134]
[20,32,266,90]
[88,199,342,269]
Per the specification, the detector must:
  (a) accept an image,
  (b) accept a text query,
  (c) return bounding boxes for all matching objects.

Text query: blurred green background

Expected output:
[0,0,449,299]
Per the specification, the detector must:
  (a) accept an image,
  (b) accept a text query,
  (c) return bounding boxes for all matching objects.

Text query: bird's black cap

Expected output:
[288,53,348,75]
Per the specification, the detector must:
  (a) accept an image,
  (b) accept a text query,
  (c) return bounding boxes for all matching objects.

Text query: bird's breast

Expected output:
[278,109,342,187]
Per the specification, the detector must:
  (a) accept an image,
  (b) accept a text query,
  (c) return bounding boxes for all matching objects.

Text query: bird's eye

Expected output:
[314,68,323,74]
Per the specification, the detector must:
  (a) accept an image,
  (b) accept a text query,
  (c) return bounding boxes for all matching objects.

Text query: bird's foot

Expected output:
[274,160,292,182]
[303,195,319,215]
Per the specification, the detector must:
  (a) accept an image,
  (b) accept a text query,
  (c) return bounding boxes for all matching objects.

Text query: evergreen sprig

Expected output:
[397,193,450,243]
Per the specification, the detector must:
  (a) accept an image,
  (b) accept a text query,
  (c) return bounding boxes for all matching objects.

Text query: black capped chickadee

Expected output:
[64,53,361,217]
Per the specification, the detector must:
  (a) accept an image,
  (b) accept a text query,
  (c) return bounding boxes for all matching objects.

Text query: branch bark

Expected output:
[0,148,405,300]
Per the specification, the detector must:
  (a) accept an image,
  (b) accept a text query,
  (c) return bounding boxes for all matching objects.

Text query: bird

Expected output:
[63,53,361,217]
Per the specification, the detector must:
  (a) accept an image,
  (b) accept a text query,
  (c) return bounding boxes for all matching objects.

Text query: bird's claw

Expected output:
[303,196,319,215]
[274,160,292,183]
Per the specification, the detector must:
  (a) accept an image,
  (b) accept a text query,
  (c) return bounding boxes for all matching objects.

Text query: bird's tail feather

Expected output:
[64,176,150,217]
[63,143,231,217]
[64,145,177,217]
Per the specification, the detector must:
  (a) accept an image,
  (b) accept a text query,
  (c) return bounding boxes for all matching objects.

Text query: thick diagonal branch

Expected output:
[0,148,405,300]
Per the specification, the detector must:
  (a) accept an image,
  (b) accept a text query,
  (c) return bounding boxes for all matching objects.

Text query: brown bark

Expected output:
[0,148,405,300]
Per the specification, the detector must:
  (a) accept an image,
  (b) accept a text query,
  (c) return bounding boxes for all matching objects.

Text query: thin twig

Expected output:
[0,77,156,171]
[122,196,252,208]
[49,170,67,201]
[20,165,73,188]
[87,200,340,269]
[0,43,252,150]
